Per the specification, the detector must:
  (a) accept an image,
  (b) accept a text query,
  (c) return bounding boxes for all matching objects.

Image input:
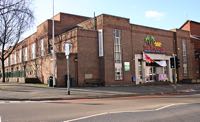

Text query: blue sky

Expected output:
[23,0,200,38]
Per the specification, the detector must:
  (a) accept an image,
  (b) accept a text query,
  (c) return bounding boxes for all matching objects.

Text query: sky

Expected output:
[22,0,200,39]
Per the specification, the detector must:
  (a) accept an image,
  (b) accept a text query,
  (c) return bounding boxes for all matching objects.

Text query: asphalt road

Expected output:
[70,103,200,122]
[0,94,200,122]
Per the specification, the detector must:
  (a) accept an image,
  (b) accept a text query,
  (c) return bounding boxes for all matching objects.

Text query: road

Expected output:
[0,94,200,122]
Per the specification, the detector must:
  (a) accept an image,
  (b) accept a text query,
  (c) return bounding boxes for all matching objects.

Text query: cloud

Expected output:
[145,10,164,21]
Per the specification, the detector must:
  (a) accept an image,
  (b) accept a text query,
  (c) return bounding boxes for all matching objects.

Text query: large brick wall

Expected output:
[180,21,200,79]
[77,29,99,86]
[175,30,195,80]
[96,14,196,85]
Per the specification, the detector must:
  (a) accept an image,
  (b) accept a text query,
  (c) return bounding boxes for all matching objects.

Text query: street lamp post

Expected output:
[172,54,177,84]
[67,54,70,95]
[172,54,177,92]
[65,43,72,95]
[52,0,56,87]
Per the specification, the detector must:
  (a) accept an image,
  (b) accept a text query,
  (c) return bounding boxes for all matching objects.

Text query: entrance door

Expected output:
[149,66,156,82]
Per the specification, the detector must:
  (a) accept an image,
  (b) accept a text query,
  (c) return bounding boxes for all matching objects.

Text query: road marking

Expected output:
[64,103,188,122]
[64,112,110,122]
[0,100,52,104]
[155,104,177,111]
[0,116,1,122]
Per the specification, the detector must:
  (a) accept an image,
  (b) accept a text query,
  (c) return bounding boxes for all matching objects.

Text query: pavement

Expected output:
[0,83,200,101]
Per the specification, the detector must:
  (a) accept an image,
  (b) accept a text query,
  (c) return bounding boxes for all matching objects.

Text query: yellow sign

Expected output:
[144,35,165,53]
[154,41,162,47]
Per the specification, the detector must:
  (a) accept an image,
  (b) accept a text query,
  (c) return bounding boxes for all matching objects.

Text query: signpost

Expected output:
[124,62,130,71]
[65,43,72,95]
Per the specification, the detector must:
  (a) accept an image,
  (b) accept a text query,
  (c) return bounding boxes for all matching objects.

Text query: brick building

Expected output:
[0,13,199,86]
[180,20,200,79]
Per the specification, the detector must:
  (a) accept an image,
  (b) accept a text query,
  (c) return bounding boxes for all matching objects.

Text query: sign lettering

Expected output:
[143,35,165,53]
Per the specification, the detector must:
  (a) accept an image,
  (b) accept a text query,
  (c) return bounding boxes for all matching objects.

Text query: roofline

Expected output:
[131,23,174,33]
[37,12,90,28]
[180,20,200,29]
[58,12,90,19]
[98,13,130,21]
[180,20,190,29]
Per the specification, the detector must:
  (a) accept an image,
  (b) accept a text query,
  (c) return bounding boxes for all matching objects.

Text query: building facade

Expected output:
[0,13,199,86]
[180,20,200,80]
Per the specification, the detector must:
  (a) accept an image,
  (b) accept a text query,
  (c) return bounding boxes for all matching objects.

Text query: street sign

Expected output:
[124,62,130,71]
[64,43,72,58]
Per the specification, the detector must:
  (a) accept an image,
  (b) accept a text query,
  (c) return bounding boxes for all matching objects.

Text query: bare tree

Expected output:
[0,0,34,82]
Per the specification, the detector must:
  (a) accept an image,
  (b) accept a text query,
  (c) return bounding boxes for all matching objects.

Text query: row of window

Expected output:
[5,39,45,66]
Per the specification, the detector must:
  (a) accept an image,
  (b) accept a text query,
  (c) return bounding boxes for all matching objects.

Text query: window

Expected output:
[41,39,44,56]
[5,58,8,66]
[19,49,22,63]
[183,64,188,76]
[32,43,36,59]
[114,52,121,63]
[138,60,142,79]
[98,29,104,57]
[182,40,187,56]
[24,47,28,61]
[10,54,13,65]
[8,56,10,66]
[182,40,188,76]
[114,29,123,80]
[115,67,123,80]
[14,51,17,64]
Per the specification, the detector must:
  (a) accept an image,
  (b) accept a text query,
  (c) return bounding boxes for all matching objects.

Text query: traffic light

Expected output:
[175,56,180,68]
[170,56,180,69]
[48,44,53,53]
[170,57,175,68]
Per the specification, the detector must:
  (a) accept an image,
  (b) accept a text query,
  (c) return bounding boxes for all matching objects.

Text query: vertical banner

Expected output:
[98,29,104,57]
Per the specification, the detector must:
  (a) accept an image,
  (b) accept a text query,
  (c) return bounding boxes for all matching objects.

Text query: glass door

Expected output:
[149,66,156,82]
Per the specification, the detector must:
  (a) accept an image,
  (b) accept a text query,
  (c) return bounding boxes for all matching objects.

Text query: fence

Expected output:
[0,71,25,78]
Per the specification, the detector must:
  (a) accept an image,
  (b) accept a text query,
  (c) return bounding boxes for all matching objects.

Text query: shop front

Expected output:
[134,35,173,84]
[135,53,172,84]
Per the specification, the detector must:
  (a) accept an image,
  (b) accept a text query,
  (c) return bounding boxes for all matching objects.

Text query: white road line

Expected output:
[155,103,176,111]
[64,113,110,122]
[0,116,1,122]
[155,103,187,111]
[0,100,52,104]
[64,103,188,122]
